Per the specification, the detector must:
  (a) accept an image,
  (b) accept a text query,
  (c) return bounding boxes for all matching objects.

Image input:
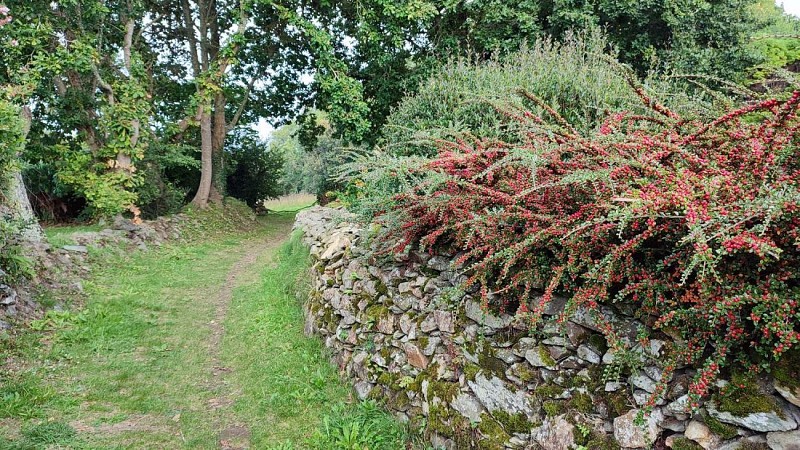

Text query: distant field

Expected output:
[263,193,317,212]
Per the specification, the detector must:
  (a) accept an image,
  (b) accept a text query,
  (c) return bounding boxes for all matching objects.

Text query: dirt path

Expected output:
[206,233,287,449]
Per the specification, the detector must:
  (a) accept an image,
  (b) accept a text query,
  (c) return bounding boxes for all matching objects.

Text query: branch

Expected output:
[123,18,135,72]
[181,0,201,77]
[226,76,256,131]
[91,64,115,105]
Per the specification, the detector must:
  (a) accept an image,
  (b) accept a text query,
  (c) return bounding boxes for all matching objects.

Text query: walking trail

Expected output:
[1,214,354,449]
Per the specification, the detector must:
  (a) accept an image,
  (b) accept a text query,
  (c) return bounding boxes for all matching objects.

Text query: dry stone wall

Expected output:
[295,206,800,450]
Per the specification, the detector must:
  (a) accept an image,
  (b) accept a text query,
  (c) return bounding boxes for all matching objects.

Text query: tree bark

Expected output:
[4,107,44,242]
[190,98,214,208]
[209,90,226,203]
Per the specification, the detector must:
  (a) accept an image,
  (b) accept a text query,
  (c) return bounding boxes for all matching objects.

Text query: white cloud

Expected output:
[778,0,800,17]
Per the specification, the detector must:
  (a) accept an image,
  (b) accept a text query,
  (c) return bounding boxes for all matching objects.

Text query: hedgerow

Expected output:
[373,83,800,406]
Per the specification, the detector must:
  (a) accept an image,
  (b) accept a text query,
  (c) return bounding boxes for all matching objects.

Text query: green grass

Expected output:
[223,232,412,449]
[43,224,104,247]
[263,194,317,212]
[1,212,415,449]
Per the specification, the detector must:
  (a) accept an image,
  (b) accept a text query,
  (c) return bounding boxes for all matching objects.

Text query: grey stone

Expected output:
[630,372,657,393]
[376,316,394,334]
[427,256,451,272]
[660,417,687,432]
[717,436,768,450]
[354,381,373,400]
[666,395,691,415]
[542,295,568,316]
[775,380,800,408]
[605,381,623,392]
[767,429,800,450]
[464,300,512,329]
[419,314,437,333]
[320,233,351,260]
[62,245,89,253]
[684,419,719,449]
[577,344,601,364]
[433,310,454,333]
[707,401,797,432]
[613,409,660,449]
[451,393,484,423]
[468,373,533,417]
[532,415,574,450]
[524,348,556,370]
[546,345,569,361]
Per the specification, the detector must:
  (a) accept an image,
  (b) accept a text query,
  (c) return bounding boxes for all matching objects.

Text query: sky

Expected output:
[779,0,800,16]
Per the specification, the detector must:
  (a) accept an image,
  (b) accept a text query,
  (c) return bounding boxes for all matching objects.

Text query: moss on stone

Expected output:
[568,392,593,414]
[773,347,800,391]
[321,307,337,326]
[478,352,507,379]
[375,280,389,296]
[477,414,510,450]
[704,413,738,440]
[604,391,630,418]
[515,365,538,383]
[534,383,564,398]
[429,381,460,403]
[389,391,411,409]
[365,304,390,321]
[543,400,565,417]
[671,437,704,450]
[588,333,609,353]
[717,372,783,418]
[538,345,557,367]
[463,363,481,381]
[491,410,531,434]
[585,434,621,450]
[417,336,430,350]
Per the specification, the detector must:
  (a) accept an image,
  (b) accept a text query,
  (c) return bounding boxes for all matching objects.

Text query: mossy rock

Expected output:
[587,333,609,353]
[585,433,621,450]
[477,414,511,450]
[568,392,593,414]
[671,437,704,450]
[375,280,389,296]
[703,413,738,439]
[716,372,784,418]
[543,400,565,417]
[603,391,630,418]
[515,364,539,383]
[478,352,507,379]
[365,304,390,321]
[534,383,564,398]
[463,363,481,381]
[429,381,459,403]
[537,345,557,367]
[773,347,800,391]
[491,410,531,434]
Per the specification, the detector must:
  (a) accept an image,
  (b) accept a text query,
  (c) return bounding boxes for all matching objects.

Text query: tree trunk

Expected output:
[209,91,226,204]
[191,99,214,208]
[4,107,44,242]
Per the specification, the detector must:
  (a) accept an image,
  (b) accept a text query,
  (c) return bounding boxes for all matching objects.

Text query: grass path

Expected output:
[0,212,406,449]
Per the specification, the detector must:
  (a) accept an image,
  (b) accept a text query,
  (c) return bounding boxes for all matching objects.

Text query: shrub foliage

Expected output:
[375,86,800,404]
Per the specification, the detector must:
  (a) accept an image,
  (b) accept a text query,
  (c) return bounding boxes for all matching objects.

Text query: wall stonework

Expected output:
[295,206,800,450]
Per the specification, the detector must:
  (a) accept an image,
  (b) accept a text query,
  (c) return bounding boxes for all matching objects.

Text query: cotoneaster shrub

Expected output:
[373,86,800,406]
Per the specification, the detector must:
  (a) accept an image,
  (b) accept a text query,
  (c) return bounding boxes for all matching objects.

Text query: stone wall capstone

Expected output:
[295,206,800,450]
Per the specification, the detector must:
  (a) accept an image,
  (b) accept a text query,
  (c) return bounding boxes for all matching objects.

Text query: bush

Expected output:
[371,84,800,406]
[379,31,637,158]
[226,131,284,208]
